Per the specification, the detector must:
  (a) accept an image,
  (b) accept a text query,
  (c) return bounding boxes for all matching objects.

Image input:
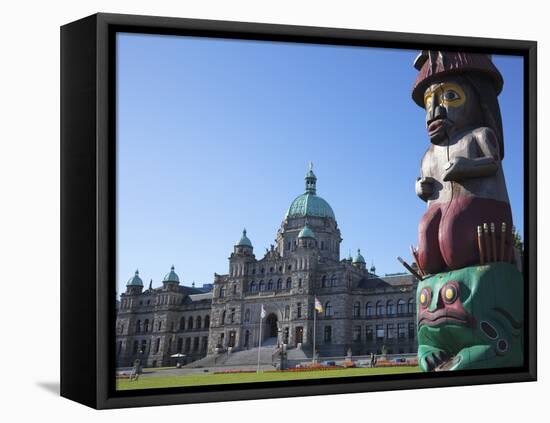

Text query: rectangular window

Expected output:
[324,326,332,343]
[230,308,235,323]
[366,325,373,341]
[387,323,395,339]
[408,322,416,339]
[353,325,362,342]
[398,323,406,339]
[297,302,302,318]
[376,325,385,340]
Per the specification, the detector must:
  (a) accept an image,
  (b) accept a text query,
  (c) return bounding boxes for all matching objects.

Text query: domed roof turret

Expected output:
[285,163,335,220]
[163,265,180,283]
[298,224,316,239]
[353,249,366,264]
[127,269,143,287]
[236,228,253,247]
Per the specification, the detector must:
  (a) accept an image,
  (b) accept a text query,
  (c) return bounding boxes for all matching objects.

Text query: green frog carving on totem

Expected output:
[416,263,523,371]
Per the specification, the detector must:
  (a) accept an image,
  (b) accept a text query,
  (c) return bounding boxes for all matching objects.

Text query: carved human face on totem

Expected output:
[423,78,482,144]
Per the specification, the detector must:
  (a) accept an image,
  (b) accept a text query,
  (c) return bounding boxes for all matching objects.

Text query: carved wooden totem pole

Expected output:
[411,51,523,371]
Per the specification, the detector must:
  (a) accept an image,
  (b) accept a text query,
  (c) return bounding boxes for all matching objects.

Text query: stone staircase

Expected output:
[184,337,281,368]
[224,337,279,366]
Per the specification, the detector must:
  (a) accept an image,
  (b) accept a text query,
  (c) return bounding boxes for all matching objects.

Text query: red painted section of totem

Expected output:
[418,196,512,274]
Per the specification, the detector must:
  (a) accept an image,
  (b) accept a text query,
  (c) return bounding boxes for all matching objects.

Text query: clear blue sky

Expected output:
[116,33,524,295]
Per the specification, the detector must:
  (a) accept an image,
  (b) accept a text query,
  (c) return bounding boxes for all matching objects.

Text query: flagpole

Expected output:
[257,314,263,373]
[313,305,316,364]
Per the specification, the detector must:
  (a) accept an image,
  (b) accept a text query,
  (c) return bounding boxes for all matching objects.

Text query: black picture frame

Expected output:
[60,12,537,409]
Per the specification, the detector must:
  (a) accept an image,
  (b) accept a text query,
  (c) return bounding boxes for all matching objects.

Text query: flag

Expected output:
[260,304,266,319]
[314,297,323,313]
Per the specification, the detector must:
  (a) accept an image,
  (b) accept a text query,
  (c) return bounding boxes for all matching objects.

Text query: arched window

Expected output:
[244,309,250,322]
[180,317,185,331]
[259,280,265,291]
[276,279,282,290]
[133,340,139,354]
[204,315,210,328]
[177,337,183,352]
[408,298,415,313]
[321,275,327,288]
[284,305,290,319]
[365,302,373,317]
[353,301,361,317]
[267,279,273,290]
[155,338,160,353]
[144,319,149,332]
[324,302,333,317]
[196,316,202,329]
[376,301,384,316]
[250,281,256,292]
[233,284,237,294]
[221,311,226,326]
[188,316,194,330]
[386,300,395,315]
[136,320,141,333]
[286,277,292,289]
[330,275,337,287]
[397,299,406,314]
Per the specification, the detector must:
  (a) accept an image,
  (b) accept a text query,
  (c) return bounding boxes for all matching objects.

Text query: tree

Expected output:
[513,229,524,263]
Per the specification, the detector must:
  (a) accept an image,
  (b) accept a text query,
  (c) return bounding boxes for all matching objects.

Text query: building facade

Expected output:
[116,268,212,368]
[116,166,418,368]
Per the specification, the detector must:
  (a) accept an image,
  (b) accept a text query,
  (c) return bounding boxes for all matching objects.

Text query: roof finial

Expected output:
[305,162,317,194]
[135,269,139,275]
[243,228,247,236]
[171,264,175,271]
[149,279,153,290]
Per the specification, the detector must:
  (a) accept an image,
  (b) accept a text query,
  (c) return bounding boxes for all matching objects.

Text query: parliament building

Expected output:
[116,165,418,368]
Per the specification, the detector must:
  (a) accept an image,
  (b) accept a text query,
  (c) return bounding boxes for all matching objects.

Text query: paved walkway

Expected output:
[140,364,276,378]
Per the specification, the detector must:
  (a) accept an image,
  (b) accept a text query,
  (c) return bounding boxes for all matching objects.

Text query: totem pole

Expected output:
[410,51,523,371]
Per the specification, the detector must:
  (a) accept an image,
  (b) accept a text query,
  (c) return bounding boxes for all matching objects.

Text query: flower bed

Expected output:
[213,369,258,374]
[266,365,342,373]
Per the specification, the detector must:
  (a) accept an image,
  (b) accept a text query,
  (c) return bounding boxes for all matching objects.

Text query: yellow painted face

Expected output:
[424,82,466,112]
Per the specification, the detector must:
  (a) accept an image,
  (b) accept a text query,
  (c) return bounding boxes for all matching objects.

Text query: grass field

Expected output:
[117,366,420,390]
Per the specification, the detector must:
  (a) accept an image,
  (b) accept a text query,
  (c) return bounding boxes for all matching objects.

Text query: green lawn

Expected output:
[117,366,420,390]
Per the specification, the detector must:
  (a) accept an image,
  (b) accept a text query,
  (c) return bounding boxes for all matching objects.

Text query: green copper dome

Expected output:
[298,224,316,239]
[236,228,253,247]
[285,163,335,220]
[127,269,143,287]
[353,249,366,264]
[163,265,180,283]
